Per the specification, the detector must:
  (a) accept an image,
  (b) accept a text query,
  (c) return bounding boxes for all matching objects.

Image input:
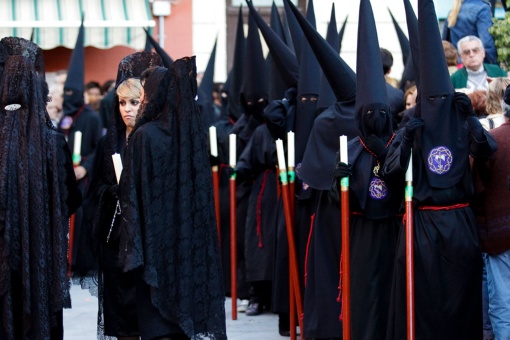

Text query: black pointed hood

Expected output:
[416,0,465,189]
[63,16,85,116]
[388,9,410,66]
[338,15,348,52]
[197,38,218,127]
[317,3,340,111]
[144,27,152,52]
[143,28,173,67]
[401,0,419,91]
[297,0,321,97]
[283,0,303,64]
[240,9,268,117]
[226,6,245,122]
[283,0,356,103]
[245,0,298,89]
[356,0,392,142]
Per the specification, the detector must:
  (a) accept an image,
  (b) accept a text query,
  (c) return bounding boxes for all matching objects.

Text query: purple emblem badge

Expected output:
[427,146,453,175]
[369,177,388,200]
[60,116,73,130]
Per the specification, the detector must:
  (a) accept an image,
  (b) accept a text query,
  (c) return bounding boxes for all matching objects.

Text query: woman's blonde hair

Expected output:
[116,78,142,99]
[486,77,510,115]
[447,0,464,28]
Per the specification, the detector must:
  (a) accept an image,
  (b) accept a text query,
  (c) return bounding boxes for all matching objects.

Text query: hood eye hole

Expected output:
[367,109,374,114]
[441,95,447,100]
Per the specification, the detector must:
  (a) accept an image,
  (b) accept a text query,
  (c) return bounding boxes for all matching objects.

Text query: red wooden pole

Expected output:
[405,173,415,339]
[212,165,221,241]
[67,214,75,278]
[280,170,304,337]
[230,174,237,320]
[340,181,351,340]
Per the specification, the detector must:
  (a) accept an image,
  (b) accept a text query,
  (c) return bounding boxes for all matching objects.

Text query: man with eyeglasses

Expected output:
[451,35,507,90]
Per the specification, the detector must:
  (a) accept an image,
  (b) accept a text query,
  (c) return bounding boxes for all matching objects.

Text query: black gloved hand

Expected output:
[210,154,220,166]
[224,167,235,178]
[105,184,119,201]
[403,117,424,147]
[329,162,351,206]
[454,92,476,118]
[364,134,388,160]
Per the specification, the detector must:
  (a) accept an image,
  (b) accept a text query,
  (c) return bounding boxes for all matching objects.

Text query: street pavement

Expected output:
[63,283,299,339]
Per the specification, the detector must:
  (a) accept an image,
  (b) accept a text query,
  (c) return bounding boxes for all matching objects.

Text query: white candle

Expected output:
[405,151,413,182]
[209,126,218,157]
[112,153,123,184]
[229,133,236,168]
[339,135,348,164]
[276,139,287,170]
[73,131,82,156]
[287,131,295,168]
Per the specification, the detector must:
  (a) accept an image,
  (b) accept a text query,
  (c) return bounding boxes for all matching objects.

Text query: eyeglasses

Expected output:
[461,47,482,56]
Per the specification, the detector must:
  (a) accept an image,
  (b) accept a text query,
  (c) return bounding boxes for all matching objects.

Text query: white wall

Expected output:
[192,0,227,83]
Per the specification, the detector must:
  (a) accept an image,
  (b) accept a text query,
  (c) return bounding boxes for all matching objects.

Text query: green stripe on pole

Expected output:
[122,0,131,44]
[56,0,63,45]
[34,0,39,44]
[99,0,108,47]
[11,0,17,37]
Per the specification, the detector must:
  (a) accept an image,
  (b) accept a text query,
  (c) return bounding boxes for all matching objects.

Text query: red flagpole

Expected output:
[212,165,221,241]
[405,154,415,340]
[339,136,351,339]
[230,173,237,320]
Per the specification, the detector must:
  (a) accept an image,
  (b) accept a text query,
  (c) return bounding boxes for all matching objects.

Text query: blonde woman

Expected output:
[442,0,497,65]
[480,77,510,130]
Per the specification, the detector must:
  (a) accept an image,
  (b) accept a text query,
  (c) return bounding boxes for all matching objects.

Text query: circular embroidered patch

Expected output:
[369,177,388,200]
[427,146,453,175]
[60,116,73,130]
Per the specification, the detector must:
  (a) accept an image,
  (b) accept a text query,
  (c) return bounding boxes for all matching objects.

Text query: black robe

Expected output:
[383,127,497,340]
[236,124,278,283]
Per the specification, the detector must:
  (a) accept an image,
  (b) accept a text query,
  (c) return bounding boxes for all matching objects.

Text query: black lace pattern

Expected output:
[0,53,79,338]
[120,56,227,339]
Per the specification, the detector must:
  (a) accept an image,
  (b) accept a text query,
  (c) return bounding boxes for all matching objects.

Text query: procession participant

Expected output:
[383,0,497,338]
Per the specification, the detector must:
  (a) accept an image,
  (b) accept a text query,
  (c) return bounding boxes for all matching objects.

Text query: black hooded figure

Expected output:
[87,51,162,338]
[58,19,103,276]
[382,0,497,338]
[118,57,227,340]
[0,41,81,339]
[232,2,282,316]
[326,0,404,338]
[197,38,219,128]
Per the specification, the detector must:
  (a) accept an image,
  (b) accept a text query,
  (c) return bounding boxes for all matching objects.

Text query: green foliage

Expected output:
[490,3,510,70]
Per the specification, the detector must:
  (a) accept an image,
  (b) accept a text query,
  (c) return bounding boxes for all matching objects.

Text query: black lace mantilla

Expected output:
[0,49,80,338]
[119,56,227,339]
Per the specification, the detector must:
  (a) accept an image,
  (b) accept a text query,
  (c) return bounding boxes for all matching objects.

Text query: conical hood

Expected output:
[317,3,339,111]
[388,9,410,66]
[246,0,298,88]
[400,0,419,91]
[144,27,152,52]
[297,0,321,97]
[356,0,391,141]
[338,15,348,52]
[198,38,217,106]
[281,8,294,52]
[283,0,356,103]
[226,6,246,121]
[63,16,85,116]
[143,28,173,67]
[417,0,464,189]
[283,0,303,64]
[268,1,293,101]
[197,38,218,127]
[64,17,85,93]
[240,9,268,107]
[418,0,453,98]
